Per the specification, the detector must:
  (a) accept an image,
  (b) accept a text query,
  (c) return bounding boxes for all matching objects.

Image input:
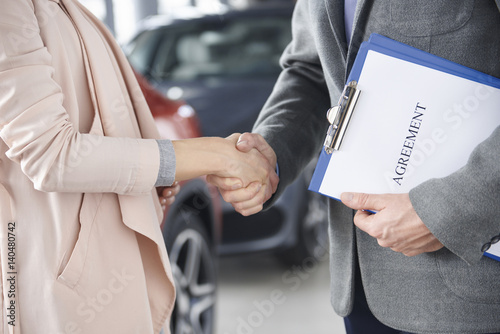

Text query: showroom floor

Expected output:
[216,253,346,334]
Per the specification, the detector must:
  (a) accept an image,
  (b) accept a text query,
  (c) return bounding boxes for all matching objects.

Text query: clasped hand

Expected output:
[207,133,279,216]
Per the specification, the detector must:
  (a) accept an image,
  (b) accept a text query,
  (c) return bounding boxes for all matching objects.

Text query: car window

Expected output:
[127,29,165,74]
[147,16,292,81]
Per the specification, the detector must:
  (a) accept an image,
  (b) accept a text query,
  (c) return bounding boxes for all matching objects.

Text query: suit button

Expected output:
[491,235,500,244]
[481,242,491,252]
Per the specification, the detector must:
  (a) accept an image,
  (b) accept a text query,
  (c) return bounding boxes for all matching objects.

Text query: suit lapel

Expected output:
[323,0,370,79]
[323,0,348,59]
[350,0,367,45]
[346,0,369,76]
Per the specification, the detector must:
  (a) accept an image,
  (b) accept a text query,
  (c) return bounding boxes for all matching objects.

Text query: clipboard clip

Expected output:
[323,81,361,154]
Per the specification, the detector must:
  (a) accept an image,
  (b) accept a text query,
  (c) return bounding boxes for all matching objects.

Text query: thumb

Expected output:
[235,132,254,153]
[226,133,242,143]
[237,133,277,165]
[341,192,385,212]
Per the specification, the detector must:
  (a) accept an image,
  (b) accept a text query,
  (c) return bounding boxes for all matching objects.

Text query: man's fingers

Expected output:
[206,175,242,191]
[236,133,277,166]
[208,132,278,217]
[395,234,444,257]
[341,192,387,212]
[348,192,445,256]
[231,184,268,216]
[236,204,265,217]
[218,182,271,216]
[219,182,262,204]
[352,207,377,236]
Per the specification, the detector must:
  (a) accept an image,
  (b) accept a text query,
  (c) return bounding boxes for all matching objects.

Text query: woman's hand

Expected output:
[157,181,180,212]
[218,133,278,189]
[207,133,279,216]
[172,135,278,192]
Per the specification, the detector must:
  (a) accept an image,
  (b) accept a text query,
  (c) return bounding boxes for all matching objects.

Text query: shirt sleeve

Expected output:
[155,139,176,187]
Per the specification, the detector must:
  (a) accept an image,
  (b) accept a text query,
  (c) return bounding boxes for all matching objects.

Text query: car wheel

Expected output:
[163,212,217,334]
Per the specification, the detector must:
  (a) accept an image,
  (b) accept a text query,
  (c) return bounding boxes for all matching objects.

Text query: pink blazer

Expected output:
[0,0,175,332]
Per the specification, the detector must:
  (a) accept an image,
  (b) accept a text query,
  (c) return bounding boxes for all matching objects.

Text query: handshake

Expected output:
[166,133,279,216]
[163,131,443,257]
[207,133,279,216]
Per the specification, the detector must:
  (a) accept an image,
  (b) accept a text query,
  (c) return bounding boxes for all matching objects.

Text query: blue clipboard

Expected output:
[308,34,500,261]
[309,33,500,196]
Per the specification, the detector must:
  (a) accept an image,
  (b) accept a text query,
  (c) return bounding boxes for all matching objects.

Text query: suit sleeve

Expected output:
[410,126,500,265]
[252,0,332,202]
[0,0,164,195]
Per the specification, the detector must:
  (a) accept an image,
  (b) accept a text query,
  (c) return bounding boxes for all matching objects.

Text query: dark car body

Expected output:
[128,3,328,265]
[127,3,293,137]
[136,72,221,334]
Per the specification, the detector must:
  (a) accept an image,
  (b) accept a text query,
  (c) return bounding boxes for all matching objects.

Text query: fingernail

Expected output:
[236,140,248,146]
[342,192,354,202]
[232,183,242,190]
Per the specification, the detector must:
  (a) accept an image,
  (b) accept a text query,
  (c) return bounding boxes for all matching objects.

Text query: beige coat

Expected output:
[0,0,175,333]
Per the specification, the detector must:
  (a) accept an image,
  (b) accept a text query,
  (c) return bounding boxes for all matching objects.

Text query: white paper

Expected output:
[487,243,500,261]
[318,51,500,199]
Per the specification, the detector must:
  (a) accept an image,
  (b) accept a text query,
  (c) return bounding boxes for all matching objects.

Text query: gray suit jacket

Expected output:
[254,1,500,332]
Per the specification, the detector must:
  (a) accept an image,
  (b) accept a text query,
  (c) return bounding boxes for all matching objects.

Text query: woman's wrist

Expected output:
[171,137,234,181]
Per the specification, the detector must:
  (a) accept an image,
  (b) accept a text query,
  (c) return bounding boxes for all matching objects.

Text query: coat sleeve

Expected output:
[410,125,500,265]
[252,0,332,202]
[0,0,163,195]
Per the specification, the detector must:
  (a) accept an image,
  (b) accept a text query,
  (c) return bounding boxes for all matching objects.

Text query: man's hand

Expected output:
[207,133,279,216]
[341,192,444,256]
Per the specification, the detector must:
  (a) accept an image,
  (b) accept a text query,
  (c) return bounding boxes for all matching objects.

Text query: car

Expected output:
[127,2,328,266]
[136,72,222,334]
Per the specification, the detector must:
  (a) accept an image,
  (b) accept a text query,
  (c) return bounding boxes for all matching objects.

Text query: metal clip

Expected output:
[323,81,361,154]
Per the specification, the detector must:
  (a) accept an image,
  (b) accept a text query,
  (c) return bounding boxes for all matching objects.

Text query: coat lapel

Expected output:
[323,0,348,59]
[59,0,168,258]
[56,2,175,330]
[350,0,367,45]
[345,0,369,76]
[323,0,369,79]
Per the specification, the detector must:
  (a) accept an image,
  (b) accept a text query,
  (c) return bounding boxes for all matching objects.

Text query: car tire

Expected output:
[163,212,217,334]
